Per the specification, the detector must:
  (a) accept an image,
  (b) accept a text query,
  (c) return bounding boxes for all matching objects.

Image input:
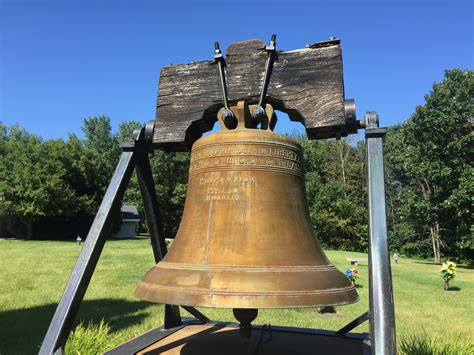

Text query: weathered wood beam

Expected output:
[153,38,356,150]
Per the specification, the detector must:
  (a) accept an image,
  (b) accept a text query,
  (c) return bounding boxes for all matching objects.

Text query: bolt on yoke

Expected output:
[217,100,277,132]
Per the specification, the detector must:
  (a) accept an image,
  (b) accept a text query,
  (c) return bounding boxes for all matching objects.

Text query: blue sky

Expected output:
[1,0,473,140]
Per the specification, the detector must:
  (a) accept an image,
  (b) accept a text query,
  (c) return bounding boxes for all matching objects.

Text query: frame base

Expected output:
[105,320,370,355]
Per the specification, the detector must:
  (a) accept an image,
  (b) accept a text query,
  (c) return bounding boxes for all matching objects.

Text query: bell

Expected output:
[135,102,358,318]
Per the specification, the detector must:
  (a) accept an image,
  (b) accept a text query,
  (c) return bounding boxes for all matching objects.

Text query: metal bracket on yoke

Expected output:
[213,35,278,130]
[252,34,277,123]
[39,122,209,355]
[213,42,236,129]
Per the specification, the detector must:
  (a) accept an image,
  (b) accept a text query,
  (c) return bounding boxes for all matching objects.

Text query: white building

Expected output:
[113,205,140,239]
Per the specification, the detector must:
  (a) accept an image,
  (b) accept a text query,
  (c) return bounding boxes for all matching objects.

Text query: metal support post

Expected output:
[365,112,396,355]
[134,123,209,327]
[39,151,136,355]
[134,136,182,328]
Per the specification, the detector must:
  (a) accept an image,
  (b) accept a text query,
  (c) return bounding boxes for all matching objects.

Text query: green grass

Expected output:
[64,319,121,355]
[399,332,474,355]
[0,238,473,354]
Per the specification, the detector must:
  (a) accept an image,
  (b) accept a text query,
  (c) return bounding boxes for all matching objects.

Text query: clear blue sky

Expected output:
[1,0,473,140]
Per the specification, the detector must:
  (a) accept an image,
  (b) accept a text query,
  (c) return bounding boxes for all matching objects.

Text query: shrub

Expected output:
[440,260,457,290]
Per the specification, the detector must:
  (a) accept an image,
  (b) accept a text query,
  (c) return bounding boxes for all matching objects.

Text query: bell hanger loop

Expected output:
[217,101,276,131]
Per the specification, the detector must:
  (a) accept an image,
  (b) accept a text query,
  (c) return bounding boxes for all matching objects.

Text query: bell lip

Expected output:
[134,281,359,309]
[135,261,360,309]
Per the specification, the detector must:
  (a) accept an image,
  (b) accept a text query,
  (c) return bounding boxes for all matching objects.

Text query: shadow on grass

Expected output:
[0,298,156,354]
[446,286,461,292]
[413,261,474,270]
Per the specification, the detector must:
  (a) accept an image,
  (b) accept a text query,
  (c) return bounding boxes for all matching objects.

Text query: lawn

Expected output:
[0,238,473,354]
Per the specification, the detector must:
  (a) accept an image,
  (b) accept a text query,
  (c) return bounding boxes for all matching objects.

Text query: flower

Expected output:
[345,268,359,282]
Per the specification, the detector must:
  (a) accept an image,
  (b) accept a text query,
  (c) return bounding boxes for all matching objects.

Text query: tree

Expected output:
[150,150,190,237]
[385,69,473,262]
[0,127,93,239]
[301,138,367,251]
[81,116,120,207]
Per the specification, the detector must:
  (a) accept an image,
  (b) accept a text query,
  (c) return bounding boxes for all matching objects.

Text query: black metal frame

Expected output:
[39,123,206,355]
[39,114,396,354]
[104,320,371,355]
[104,318,201,355]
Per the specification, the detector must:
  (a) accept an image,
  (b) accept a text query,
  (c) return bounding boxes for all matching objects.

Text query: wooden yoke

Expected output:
[153,38,358,151]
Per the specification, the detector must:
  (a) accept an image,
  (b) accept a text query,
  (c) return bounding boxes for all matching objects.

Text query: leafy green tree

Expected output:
[81,116,120,206]
[150,150,190,237]
[385,69,473,262]
[301,138,367,251]
[82,115,119,155]
[384,125,420,256]
[0,127,93,239]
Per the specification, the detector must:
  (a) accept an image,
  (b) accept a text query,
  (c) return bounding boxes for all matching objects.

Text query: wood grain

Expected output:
[154,39,353,150]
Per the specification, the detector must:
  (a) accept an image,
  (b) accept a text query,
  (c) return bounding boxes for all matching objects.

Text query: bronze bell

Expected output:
[135,102,358,317]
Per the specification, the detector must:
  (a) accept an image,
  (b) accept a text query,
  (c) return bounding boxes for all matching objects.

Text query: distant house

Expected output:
[114,205,140,239]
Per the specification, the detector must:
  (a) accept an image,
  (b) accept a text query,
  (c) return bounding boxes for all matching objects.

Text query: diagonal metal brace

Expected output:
[39,121,208,354]
[336,311,369,336]
[39,150,136,355]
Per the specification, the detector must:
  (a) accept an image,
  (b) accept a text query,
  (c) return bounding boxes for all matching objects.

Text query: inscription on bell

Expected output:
[190,143,302,176]
[192,145,300,161]
[206,187,242,201]
[200,175,256,201]
[199,176,256,186]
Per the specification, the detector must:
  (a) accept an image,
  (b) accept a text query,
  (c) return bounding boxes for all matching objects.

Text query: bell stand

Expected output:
[40,35,395,354]
[39,111,395,355]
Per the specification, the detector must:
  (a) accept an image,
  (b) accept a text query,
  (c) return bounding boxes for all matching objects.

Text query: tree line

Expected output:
[0,69,472,262]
